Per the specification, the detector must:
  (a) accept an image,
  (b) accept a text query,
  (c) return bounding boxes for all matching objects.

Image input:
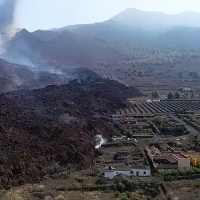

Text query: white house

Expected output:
[104,165,151,179]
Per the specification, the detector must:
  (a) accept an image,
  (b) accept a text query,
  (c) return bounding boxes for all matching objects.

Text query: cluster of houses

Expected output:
[146,142,200,169]
[101,114,200,180]
[146,145,190,169]
[103,140,200,180]
[103,144,151,180]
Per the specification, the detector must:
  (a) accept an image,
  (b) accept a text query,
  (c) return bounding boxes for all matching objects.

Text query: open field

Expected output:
[93,58,200,96]
[117,100,200,116]
[0,184,167,200]
[165,180,200,200]
[100,141,143,164]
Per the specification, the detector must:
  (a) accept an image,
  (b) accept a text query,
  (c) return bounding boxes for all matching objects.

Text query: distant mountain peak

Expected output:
[110,8,167,20]
[180,10,199,14]
[14,28,31,38]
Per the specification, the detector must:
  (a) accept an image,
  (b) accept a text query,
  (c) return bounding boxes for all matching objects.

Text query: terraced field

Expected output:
[116,100,200,116]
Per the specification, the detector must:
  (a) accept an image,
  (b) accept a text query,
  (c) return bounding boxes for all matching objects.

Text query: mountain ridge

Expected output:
[3,8,200,67]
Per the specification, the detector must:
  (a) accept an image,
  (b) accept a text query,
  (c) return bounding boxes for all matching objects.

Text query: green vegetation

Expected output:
[112,179,161,198]
[151,117,164,126]
[157,168,200,177]
[174,91,181,99]
[167,92,174,99]
[160,125,188,135]
[117,182,126,192]
[189,134,200,149]
[96,178,107,185]
[151,91,159,99]
[151,116,189,136]
[126,191,132,198]
[123,128,153,137]
[196,162,200,169]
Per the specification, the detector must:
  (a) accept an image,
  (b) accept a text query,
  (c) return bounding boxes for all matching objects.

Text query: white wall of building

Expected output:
[178,158,190,168]
[131,169,151,177]
[104,171,115,179]
[104,168,151,179]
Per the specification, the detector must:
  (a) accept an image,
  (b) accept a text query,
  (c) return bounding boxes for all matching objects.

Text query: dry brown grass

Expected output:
[165,180,200,200]
[0,186,167,200]
[1,184,33,200]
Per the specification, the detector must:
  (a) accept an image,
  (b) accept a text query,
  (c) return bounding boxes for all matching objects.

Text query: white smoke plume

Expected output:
[0,0,19,52]
[95,134,107,149]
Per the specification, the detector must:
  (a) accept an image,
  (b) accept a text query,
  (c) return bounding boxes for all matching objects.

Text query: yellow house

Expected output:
[184,152,200,167]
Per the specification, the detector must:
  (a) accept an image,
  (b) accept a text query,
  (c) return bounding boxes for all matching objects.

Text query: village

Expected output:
[88,107,200,199]
[95,109,200,179]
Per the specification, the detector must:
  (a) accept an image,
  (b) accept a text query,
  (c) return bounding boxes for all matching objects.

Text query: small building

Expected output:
[104,165,151,179]
[146,146,190,169]
[116,150,129,160]
[153,153,178,169]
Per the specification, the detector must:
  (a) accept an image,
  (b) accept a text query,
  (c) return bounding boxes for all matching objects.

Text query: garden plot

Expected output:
[183,114,200,128]
[122,121,155,138]
[100,140,144,165]
[151,116,190,136]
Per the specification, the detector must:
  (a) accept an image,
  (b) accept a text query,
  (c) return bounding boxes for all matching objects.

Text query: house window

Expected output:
[143,171,146,174]
[130,171,134,174]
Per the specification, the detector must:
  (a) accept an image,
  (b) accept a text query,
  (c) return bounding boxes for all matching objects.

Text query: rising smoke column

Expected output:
[0,0,18,55]
[0,0,18,34]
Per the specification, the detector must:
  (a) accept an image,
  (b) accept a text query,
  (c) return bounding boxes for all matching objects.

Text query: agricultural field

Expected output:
[93,57,200,96]
[151,116,190,136]
[182,114,200,127]
[116,100,200,116]
[122,121,155,138]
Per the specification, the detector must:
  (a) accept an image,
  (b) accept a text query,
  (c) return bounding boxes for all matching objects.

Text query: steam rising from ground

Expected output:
[95,135,107,149]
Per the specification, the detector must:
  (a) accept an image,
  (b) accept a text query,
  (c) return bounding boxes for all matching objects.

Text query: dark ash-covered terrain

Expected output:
[0,67,142,189]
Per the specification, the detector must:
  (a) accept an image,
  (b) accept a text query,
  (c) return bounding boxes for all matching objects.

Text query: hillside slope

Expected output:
[110,8,200,28]
[4,9,200,68]
[156,26,200,47]
[5,28,123,66]
[0,68,142,188]
[0,58,70,93]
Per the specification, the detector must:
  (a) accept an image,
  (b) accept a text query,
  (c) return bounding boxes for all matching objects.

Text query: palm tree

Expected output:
[189,134,200,149]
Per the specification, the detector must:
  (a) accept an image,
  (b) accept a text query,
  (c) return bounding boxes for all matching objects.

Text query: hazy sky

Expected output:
[15,0,200,31]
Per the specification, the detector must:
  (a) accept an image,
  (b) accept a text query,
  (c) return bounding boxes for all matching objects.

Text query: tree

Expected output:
[174,91,181,99]
[189,134,200,149]
[167,92,174,99]
[96,178,107,185]
[196,162,200,169]
[151,91,159,99]
[152,117,162,126]
[126,191,132,198]
[117,182,125,192]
